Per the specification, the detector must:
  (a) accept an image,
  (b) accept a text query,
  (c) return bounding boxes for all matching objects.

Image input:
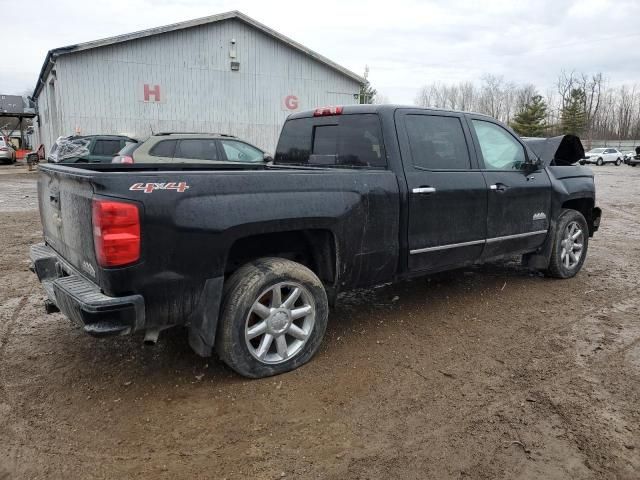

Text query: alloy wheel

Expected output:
[244,282,316,364]
[560,221,584,269]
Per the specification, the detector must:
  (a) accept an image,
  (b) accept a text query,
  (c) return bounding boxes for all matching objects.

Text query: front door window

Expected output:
[472,120,526,170]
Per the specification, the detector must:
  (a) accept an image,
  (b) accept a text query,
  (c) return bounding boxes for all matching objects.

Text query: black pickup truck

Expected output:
[30,105,601,378]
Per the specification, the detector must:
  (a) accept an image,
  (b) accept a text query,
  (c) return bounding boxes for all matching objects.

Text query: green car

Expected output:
[47,135,138,164]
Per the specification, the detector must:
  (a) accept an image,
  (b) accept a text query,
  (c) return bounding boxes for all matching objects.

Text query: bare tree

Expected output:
[373,93,391,105]
[514,84,538,113]
[415,71,640,142]
[577,72,603,143]
[479,74,505,120]
[557,70,577,111]
[459,82,476,111]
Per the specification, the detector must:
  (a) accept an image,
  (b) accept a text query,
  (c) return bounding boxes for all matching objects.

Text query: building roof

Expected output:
[0,94,36,118]
[32,10,365,100]
[0,94,25,114]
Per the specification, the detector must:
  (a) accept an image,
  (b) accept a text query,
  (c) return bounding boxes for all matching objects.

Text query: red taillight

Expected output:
[92,200,140,267]
[313,106,343,117]
[112,155,134,164]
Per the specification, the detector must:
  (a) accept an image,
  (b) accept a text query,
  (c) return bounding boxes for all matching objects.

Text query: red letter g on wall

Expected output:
[284,95,299,110]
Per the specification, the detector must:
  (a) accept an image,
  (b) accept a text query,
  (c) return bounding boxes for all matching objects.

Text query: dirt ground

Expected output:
[0,165,639,479]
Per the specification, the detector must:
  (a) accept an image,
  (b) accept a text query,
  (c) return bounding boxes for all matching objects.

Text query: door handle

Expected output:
[489,183,508,192]
[412,187,436,194]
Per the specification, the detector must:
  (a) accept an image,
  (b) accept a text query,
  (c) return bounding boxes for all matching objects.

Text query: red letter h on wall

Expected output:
[144,84,161,102]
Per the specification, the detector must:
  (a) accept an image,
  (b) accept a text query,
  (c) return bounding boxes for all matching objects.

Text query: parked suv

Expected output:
[112,133,270,164]
[628,146,640,167]
[48,135,138,164]
[0,137,16,164]
[580,147,622,166]
[622,151,635,164]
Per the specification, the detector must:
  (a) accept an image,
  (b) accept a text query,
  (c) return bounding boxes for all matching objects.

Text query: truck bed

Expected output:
[35,162,400,350]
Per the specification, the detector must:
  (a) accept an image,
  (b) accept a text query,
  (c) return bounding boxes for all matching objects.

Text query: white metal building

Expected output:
[32,11,364,153]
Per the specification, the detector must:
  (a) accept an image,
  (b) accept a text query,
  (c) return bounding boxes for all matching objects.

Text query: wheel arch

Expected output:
[224,228,339,289]
[524,197,597,271]
[188,226,339,359]
[561,197,597,236]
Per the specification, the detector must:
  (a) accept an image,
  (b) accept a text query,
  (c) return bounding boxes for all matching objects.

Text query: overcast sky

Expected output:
[2,0,639,103]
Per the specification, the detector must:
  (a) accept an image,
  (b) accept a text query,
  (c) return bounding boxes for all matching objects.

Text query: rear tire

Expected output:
[546,209,589,279]
[216,257,328,378]
[596,158,604,166]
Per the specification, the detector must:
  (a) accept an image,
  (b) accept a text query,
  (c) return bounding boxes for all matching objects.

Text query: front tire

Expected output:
[615,158,622,166]
[546,209,589,279]
[216,257,328,378]
[596,158,604,166]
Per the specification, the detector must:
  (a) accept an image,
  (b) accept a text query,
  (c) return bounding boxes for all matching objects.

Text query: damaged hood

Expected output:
[522,135,585,166]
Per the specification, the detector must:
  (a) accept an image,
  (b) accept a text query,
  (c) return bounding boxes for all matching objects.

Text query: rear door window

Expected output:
[93,139,122,156]
[175,139,219,161]
[149,140,177,158]
[276,114,386,168]
[405,115,471,170]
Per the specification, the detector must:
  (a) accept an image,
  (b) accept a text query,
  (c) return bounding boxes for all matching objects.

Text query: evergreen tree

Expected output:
[359,65,377,104]
[561,88,587,135]
[510,95,548,137]
[359,80,377,104]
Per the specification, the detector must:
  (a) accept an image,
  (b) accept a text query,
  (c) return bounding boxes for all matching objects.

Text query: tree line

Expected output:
[414,71,640,145]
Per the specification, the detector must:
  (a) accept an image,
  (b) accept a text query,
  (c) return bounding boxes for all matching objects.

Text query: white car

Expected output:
[0,137,16,164]
[581,147,622,166]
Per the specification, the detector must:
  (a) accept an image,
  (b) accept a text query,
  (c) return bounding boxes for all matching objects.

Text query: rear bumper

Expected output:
[29,243,144,337]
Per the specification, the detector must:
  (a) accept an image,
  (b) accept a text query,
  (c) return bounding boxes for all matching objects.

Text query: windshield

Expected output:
[588,148,606,154]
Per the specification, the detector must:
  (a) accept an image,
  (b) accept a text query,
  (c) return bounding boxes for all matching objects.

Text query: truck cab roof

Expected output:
[287,103,494,120]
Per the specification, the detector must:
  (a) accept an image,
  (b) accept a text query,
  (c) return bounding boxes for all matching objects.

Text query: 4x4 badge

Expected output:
[129,182,190,193]
[532,212,547,221]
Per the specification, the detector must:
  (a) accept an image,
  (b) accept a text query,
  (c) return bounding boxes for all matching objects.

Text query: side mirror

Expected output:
[523,156,542,171]
[263,152,273,162]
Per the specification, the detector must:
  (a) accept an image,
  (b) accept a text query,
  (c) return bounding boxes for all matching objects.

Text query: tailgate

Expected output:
[38,167,97,276]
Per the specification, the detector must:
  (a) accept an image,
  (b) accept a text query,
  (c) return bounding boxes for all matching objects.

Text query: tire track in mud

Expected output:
[0,295,30,354]
[0,294,31,423]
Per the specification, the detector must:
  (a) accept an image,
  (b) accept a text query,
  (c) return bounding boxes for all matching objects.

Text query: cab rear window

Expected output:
[275,114,386,168]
